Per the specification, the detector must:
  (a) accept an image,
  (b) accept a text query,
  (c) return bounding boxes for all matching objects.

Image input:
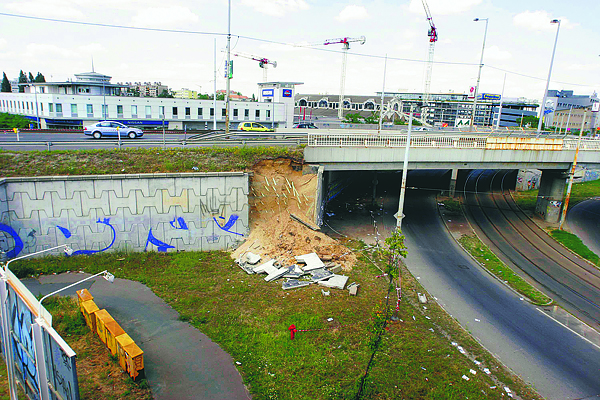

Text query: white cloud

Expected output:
[24,43,76,58]
[240,0,309,17]
[0,38,7,50]
[513,11,576,32]
[131,6,199,28]
[485,45,512,61]
[408,0,482,16]
[78,43,106,53]
[401,29,417,40]
[566,63,600,71]
[6,0,84,18]
[336,5,369,22]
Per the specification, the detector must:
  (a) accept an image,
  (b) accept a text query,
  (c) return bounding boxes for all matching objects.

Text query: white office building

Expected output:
[0,71,301,130]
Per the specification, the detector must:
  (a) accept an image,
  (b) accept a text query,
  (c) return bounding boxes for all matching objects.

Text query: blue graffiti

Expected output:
[213,215,243,236]
[0,223,24,259]
[71,218,116,256]
[169,216,188,230]
[145,229,176,252]
[57,226,72,238]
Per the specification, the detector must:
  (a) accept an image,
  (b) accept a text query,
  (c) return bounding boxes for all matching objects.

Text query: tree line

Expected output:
[1,70,46,93]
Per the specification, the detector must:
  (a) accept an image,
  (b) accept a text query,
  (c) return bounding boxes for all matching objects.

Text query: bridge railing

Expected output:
[308,132,600,151]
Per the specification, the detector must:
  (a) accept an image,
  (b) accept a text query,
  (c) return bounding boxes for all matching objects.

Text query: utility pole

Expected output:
[378,54,388,133]
[396,105,414,230]
[225,0,231,134]
[214,38,217,130]
[559,110,587,230]
[470,18,488,131]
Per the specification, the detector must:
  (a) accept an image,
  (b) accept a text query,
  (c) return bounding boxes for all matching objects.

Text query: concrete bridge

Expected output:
[304,131,600,222]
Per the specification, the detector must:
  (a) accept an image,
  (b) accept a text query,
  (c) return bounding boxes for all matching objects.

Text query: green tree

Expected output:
[251,93,256,102]
[18,70,27,93]
[216,93,225,100]
[34,72,46,83]
[1,72,11,92]
[28,72,34,83]
[344,112,363,123]
[158,89,173,98]
[363,111,379,124]
[197,94,211,100]
[517,115,543,129]
[0,113,31,129]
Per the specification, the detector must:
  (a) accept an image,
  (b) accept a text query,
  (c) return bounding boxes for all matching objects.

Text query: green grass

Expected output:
[459,235,552,305]
[14,246,543,400]
[550,229,600,267]
[0,147,303,177]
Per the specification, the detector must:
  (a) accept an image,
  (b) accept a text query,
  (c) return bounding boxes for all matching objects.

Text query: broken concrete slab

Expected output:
[282,279,311,290]
[236,261,255,275]
[321,289,330,296]
[283,264,305,279]
[347,282,360,296]
[295,253,325,271]
[328,264,342,274]
[265,267,288,282]
[418,292,427,304]
[253,259,277,274]
[310,268,334,283]
[245,252,261,265]
[318,275,349,290]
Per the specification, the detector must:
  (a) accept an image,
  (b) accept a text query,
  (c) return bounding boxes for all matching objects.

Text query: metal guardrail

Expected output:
[307,132,600,151]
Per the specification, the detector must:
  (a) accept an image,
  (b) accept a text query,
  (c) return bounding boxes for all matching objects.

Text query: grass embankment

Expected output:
[0,147,303,177]
[11,245,542,400]
[0,296,151,400]
[513,178,600,213]
[549,229,600,267]
[458,235,552,305]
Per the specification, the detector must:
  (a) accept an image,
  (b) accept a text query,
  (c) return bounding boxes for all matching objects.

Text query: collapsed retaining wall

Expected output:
[0,172,249,259]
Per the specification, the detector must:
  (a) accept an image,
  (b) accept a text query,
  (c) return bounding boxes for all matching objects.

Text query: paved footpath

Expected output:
[23,273,251,400]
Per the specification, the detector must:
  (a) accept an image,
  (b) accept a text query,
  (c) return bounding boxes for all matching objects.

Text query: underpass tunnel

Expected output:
[320,169,452,243]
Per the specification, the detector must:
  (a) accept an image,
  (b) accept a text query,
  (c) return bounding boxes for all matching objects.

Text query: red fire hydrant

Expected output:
[288,324,297,340]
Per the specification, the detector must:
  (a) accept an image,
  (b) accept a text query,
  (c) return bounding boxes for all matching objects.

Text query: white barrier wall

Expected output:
[0,172,249,259]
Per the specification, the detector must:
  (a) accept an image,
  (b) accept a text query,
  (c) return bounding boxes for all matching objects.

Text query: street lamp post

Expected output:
[537,19,561,136]
[470,17,489,131]
[4,244,73,272]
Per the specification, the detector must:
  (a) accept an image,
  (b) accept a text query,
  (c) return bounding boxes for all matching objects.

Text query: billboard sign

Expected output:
[282,89,292,98]
[478,93,501,101]
[455,118,471,128]
[262,89,274,97]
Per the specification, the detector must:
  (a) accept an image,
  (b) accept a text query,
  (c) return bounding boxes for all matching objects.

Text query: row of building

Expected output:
[1,69,598,132]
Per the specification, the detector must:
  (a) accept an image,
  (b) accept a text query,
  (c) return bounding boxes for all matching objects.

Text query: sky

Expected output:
[0,0,599,102]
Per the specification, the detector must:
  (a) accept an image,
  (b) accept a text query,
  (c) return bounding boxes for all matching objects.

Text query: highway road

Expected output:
[567,199,600,258]
[462,170,600,330]
[0,131,307,151]
[323,170,600,400]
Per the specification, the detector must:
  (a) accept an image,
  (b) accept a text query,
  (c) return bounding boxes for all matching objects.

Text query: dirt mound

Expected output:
[232,158,355,269]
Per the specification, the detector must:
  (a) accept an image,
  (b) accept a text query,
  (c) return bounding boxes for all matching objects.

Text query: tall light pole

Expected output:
[470,17,489,131]
[225,0,231,134]
[537,19,561,136]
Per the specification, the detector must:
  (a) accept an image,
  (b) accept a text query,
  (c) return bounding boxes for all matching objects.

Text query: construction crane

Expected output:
[421,0,438,109]
[232,51,277,82]
[323,36,366,120]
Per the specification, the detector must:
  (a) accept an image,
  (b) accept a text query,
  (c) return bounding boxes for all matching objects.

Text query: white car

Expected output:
[84,121,144,139]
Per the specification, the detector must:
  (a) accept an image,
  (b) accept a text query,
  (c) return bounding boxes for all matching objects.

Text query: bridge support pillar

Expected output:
[535,169,568,223]
[449,169,459,198]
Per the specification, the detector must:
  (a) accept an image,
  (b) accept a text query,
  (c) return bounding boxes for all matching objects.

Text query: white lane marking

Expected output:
[536,308,600,351]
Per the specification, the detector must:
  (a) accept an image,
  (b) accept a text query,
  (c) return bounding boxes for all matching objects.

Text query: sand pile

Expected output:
[232,158,355,270]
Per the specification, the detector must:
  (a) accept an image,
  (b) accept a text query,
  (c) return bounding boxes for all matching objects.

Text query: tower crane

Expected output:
[232,51,277,82]
[323,36,366,120]
[421,0,438,109]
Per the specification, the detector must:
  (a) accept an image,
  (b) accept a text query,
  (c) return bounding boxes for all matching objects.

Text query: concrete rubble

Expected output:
[235,251,356,294]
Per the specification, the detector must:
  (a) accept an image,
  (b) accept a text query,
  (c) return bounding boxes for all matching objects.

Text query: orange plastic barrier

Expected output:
[80,300,99,332]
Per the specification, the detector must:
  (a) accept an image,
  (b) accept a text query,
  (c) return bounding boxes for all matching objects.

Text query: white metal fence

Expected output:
[307,132,600,151]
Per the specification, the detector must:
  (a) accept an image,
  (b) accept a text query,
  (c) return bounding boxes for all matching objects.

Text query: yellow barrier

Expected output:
[116,333,135,371]
[116,333,145,381]
[80,300,99,332]
[105,320,126,356]
[485,137,564,151]
[76,288,94,310]
[94,309,113,345]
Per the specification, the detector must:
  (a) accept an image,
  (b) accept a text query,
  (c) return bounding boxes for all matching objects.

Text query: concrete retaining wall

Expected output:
[0,173,249,259]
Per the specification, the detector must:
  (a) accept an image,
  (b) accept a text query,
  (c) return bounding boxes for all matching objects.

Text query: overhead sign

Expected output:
[455,118,471,128]
[262,89,274,97]
[282,89,292,98]
[478,93,501,101]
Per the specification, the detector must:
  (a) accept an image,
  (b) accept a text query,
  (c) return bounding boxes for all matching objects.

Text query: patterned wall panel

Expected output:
[0,172,249,259]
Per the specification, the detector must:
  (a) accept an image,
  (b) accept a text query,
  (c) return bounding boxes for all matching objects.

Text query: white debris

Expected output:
[469,369,476,375]
[483,368,491,375]
[327,317,333,322]
[245,252,261,265]
[474,360,481,365]
[321,289,330,296]
[475,318,481,322]
[462,375,470,381]
[253,259,277,274]
[318,274,349,290]
[418,293,427,304]
[295,252,325,271]
[265,267,288,282]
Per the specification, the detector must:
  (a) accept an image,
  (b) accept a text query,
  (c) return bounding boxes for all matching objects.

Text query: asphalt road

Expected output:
[324,171,600,400]
[23,273,250,400]
[567,199,600,257]
[463,170,600,329]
